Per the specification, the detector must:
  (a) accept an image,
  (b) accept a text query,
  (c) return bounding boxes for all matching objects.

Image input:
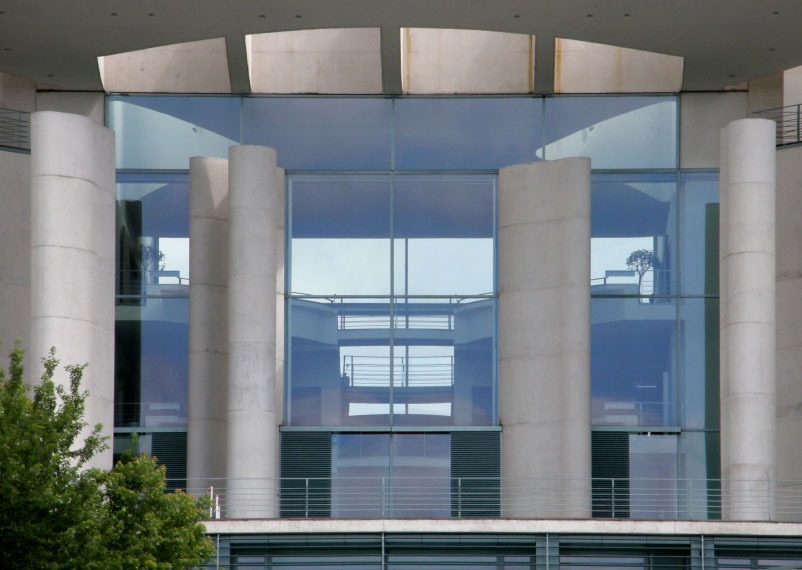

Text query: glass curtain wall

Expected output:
[108,93,719,518]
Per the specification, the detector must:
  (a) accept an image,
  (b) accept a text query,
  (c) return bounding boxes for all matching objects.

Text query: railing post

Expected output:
[305,478,309,518]
[611,478,616,518]
[458,478,462,518]
[381,477,386,517]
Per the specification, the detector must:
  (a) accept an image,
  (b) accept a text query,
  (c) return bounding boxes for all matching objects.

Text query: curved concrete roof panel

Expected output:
[1,0,801,92]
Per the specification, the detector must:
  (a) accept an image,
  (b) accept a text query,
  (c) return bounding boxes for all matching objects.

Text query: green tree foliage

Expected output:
[95,442,214,570]
[0,343,214,569]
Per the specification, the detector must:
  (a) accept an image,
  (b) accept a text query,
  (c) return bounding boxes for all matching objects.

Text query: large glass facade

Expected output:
[286,173,496,428]
[108,93,720,518]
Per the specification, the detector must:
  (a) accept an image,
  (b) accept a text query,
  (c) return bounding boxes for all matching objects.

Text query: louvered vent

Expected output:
[591,431,630,518]
[280,432,332,517]
[451,431,501,517]
[152,432,187,491]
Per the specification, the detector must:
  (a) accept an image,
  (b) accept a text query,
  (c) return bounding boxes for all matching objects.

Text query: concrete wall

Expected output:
[680,92,748,168]
[0,72,36,112]
[248,28,382,94]
[36,92,105,125]
[402,28,532,94]
[188,156,229,484]
[498,158,591,519]
[775,145,802,512]
[0,151,31,354]
[782,65,802,108]
[748,73,783,114]
[719,118,776,520]
[98,37,231,93]
[554,38,683,94]
[29,111,116,469]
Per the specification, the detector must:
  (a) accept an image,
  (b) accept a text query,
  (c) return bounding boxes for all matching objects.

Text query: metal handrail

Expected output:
[753,103,802,146]
[169,476,800,522]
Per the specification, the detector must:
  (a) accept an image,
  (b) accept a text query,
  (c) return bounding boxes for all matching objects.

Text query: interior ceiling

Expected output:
[1,0,801,92]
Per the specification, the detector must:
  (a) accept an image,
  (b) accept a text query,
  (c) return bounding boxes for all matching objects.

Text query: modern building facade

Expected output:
[4,2,802,568]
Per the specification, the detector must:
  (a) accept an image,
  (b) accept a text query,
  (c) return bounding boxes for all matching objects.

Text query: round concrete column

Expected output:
[498,158,591,519]
[29,111,115,470]
[226,145,281,518]
[188,157,229,488]
[720,118,776,521]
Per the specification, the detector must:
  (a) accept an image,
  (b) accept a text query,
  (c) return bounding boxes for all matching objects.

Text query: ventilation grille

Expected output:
[451,431,501,517]
[152,432,187,491]
[591,431,630,518]
[280,432,332,517]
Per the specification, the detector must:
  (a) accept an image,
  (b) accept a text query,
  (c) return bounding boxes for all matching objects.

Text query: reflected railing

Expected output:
[341,355,455,387]
[114,401,187,428]
[0,108,30,151]
[118,269,189,296]
[754,103,802,146]
[175,477,801,521]
[590,269,671,296]
[595,400,673,427]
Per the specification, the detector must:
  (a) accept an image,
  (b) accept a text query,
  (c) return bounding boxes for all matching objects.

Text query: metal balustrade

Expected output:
[172,477,802,521]
[0,108,30,151]
[754,103,802,146]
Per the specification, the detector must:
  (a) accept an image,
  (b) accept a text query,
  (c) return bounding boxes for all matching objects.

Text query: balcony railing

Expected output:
[173,477,802,522]
[753,103,802,146]
[0,108,30,151]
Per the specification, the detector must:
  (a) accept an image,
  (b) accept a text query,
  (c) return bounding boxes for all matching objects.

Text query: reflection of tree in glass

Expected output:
[138,244,166,272]
[626,249,654,293]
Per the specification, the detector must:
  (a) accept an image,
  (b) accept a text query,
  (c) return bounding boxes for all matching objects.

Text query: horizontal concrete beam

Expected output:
[204,517,802,537]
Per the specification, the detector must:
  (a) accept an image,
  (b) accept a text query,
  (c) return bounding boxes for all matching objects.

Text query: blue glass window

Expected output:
[289,175,391,296]
[679,298,719,429]
[591,297,677,427]
[680,173,719,296]
[242,98,392,170]
[393,175,495,296]
[331,433,450,518]
[108,96,240,169]
[591,173,677,296]
[114,297,188,428]
[395,98,541,170]
[116,172,189,296]
[544,96,677,168]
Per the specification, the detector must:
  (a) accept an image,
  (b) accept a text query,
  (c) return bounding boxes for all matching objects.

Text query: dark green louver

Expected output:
[280,432,332,517]
[152,432,187,490]
[451,431,501,517]
[591,431,630,518]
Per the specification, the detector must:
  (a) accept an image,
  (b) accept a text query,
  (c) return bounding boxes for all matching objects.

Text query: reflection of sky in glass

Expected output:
[591,237,651,283]
[543,97,676,169]
[158,237,189,282]
[291,238,390,295]
[394,238,494,295]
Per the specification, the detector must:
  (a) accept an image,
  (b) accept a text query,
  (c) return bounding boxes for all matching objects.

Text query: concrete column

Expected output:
[498,158,591,518]
[720,118,776,520]
[187,157,229,487]
[226,145,281,518]
[29,111,115,469]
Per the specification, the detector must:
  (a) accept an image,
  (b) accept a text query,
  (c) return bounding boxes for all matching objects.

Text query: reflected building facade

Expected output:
[107,94,722,518]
